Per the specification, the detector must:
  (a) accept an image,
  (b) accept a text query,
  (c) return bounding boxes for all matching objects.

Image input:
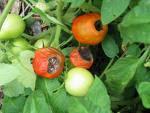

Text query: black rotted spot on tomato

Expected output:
[78,47,92,61]
[94,20,102,31]
[47,57,60,73]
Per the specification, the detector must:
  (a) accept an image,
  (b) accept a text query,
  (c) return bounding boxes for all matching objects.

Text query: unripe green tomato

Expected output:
[0,14,25,40]
[11,38,30,55]
[35,2,49,12]
[65,67,94,96]
[34,38,50,48]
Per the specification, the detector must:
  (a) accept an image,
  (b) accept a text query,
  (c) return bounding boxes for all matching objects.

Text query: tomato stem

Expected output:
[51,0,63,49]
[0,0,16,30]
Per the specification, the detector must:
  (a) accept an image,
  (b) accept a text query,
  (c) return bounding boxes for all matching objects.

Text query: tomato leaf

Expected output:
[3,79,24,97]
[101,0,130,24]
[126,44,141,57]
[105,57,139,96]
[23,90,53,113]
[137,82,150,109]
[2,96,26,113]
[48,89,69,113]
[102,36,119,58]
[36,77,69,113]
[64,0,85,8]
[119,2,150,44]
[85,76,112,113]
[134,66,150,85]
[0,63,19,86]
[13,50,36,90]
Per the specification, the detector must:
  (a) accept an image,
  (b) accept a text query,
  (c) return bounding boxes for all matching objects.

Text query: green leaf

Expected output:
[48,89,69,113]
[80,3,101,13]
[134,66,150,85]
[85,76,111,113]
[101,0,130,24]
[0,50,8,63]
[105,57,139,96]
[23,90,53,113]
[64,0,85,8]
[13,50,36,90]
[36,77,69,113]
[2,96,26,113]
[119,3,150,44]
[3,79,24,97]
[102,36,119,58]
[126,44,141,57]
[36,77,61,96]
[137,82,150,109]
[0,63,19,86]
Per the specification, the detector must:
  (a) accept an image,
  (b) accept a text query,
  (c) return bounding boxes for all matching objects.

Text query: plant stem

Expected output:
[0,0,15,29]
[100,58,114,79]
[51,0,63,48]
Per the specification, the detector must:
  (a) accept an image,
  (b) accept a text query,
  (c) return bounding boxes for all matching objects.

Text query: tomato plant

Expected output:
[65,67,94,96]
[70,47,93,69]
[0,14,25,40]
[32,48,65,78]
[0,0,150,113]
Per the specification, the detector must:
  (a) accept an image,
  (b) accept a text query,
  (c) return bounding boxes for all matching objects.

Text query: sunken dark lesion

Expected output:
[94,20,102,31]
[78,47,92,61]
[47,57,60,73]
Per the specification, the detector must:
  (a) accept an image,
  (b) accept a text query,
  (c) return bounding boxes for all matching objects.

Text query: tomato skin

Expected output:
[0,14,25,40]
[72,13,108,45]
[11,38,31,55]
[32,48,65,78]
[65,67,94,96]
[70,47,93,69]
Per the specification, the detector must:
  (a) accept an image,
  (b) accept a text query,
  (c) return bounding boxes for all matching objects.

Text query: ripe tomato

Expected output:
[0,14,25,40]
[72,13,108,45]
[32,48,65,78]
[11,38,31,55]
[65,67,94,96]
[70,47,93,69]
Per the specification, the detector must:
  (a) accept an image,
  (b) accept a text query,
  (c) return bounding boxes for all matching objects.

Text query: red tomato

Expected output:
[70,47,93,69]
[72,13,108,45]
[32,48,65,78]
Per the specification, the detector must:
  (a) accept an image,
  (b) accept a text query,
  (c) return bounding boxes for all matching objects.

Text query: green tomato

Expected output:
[35,2,49,12]
[34,38,50,48]
[65,67,94,96]
[11,38,30,55]
[0,14,25,40]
